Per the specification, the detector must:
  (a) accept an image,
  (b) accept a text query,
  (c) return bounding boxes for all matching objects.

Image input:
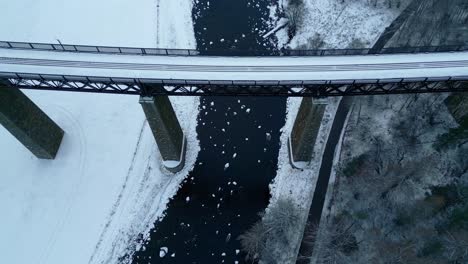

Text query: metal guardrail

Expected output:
[1,40,468,56]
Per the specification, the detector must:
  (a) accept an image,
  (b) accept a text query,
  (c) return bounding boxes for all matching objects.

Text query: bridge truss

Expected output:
[2,72,468,97]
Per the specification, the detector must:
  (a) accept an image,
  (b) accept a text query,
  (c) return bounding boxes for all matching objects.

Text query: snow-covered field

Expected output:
[0,0,198,263]
[0,0,195,48]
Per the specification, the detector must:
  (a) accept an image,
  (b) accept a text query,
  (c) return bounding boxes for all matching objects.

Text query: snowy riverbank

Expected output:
[0,0,198,263]
[270,0,407,49]
[266,97,340,263]
[261,0,408,262]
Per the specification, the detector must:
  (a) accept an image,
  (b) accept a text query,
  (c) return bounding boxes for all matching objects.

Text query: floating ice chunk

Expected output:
[232,153,237,158]
[236,249,240,255]
[159,247,168,258]
[246,108,251,113]
[224,163,230,170]
[186,196,190,202]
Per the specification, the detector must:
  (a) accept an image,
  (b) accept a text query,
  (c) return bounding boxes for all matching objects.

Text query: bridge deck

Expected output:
[1,48,468,83]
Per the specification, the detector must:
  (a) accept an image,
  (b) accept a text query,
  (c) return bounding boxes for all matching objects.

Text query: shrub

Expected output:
[434,120,468,151]
[449,205,468,230]
[238,198,301,262]
[393,210,414,227]
[342,153,368,177]
[418,241,443,257]
[348,38,367,49]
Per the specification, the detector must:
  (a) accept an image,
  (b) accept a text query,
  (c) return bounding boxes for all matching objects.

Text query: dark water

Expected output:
[132,0,287,263]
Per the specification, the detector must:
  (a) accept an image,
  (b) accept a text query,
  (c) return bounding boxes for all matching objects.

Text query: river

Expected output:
[131,0,287,263]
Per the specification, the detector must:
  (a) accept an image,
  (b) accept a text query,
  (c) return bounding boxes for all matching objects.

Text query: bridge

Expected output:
[1,41,468,97]
[1,41,468,172]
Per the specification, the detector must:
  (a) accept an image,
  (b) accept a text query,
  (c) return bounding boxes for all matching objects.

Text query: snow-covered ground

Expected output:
[0,0,195,48]
[273,0,407,49]
[0,0,198,263]
[266,97,339,263]
[261,0,407,262]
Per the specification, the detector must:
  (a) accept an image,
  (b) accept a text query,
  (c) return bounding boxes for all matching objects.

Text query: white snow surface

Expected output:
[2,48,468,81]
[278,0,407,49]
[0,92,199,264]
[263,2,406,261]
[0,0,195,49]
[0,0,198,263]
[265,97,340,263]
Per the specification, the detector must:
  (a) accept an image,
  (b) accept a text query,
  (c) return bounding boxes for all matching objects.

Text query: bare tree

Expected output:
[285,0,304,39]
[301,218,359,264]
[238,221,266,261]
[442,230,468,262]
[238,198,301,262]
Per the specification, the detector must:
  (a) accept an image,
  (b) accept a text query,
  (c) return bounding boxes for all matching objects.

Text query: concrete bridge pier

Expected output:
[139,93,186,173]
[0,80,64,159]
[288,98,327,169]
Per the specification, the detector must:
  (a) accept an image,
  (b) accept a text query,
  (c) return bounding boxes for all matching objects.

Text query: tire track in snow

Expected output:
[155,0,160,47]
[88,119,147,264]
[38,105,88,264]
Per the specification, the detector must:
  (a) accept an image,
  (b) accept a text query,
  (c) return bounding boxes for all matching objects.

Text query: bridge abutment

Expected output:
[0,80,64,159]
[288,98,327,169]
[139,94,186,173]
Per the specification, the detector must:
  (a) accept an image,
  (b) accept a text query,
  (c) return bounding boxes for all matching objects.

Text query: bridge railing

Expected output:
[1,40,468,56]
